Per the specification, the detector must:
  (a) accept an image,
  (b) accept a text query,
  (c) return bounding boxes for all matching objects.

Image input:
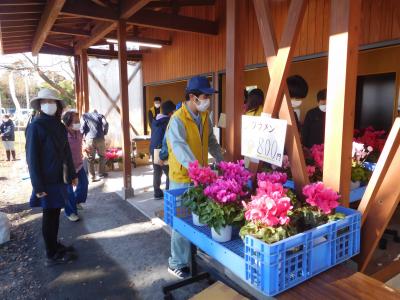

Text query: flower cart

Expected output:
[164,161,361,297]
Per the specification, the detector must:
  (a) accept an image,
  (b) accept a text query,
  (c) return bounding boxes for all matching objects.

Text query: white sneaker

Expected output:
[67,213,80,222]
[77,204,83,210]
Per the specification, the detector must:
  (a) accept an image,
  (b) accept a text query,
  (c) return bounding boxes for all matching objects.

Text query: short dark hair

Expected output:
[3,114,9,118]
[185,89,203,101]
[161,100,176,115]
[154,96,161,102]
[286,75,308,99]
[317,89,327,101]
[62,110,77,127]
[246,88,265,112]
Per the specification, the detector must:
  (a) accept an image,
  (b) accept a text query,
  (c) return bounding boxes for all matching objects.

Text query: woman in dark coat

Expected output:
[0,114,16,161]
[26,88,78,266]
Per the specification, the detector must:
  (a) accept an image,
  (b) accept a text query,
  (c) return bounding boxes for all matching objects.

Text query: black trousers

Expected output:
[42,208,61,258]
[153,163,169,196]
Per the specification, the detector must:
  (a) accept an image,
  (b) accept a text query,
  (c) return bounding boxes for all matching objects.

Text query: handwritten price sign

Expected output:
[241,115,287,167]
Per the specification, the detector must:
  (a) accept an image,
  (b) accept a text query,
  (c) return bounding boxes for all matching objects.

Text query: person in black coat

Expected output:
[26,88,78,266]
[0,114,16,161]
[150,100,176,199]
[302,89,327,148]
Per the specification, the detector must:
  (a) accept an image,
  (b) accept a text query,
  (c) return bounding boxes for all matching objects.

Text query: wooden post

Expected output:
[73,55,81,114]
[118,19,134,199]
[356,118,400,272]
[80,49,90,113]
[212,72,220,127]
[253,0,309,194]
[323,0,361,207]
[225,0,244,161]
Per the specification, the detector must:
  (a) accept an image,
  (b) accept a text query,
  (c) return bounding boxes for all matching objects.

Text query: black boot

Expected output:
[6,151,10,161]
[11,150,16,161]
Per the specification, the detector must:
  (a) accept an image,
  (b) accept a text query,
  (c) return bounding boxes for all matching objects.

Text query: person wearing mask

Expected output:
[245,88,265,116]
[302,89,327,148]
[148,96,162,129]
[0,114,16,161]
[62,111,89,222]
[81,109,109,181]
[150,100,176,199]
[26,88,78,266]
[286,75,309,130]
[166,76,223,279]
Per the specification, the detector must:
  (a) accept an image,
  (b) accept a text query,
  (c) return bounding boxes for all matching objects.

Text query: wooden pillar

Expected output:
[225,0,244,161]
[212,72,220,127]
[118,19,134,199]
[80,49,90,113]
[323,0,361,207]
[73,55,81,114]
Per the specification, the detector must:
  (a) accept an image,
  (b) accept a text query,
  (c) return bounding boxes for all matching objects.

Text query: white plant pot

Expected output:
[350,181,361,190]
[192,212,206,227]
[211,225,232,243]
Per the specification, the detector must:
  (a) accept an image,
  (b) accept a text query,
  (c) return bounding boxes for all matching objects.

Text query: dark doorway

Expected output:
[355,72,396,131]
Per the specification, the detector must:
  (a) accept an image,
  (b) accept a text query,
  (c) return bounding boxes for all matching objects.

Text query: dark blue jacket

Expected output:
[0,119,15,141]
[81,111,109,139]
[26,114,77,194]
[150,115,170,155]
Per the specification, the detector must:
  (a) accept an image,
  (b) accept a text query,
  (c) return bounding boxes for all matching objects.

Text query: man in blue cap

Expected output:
[166,76,223,279]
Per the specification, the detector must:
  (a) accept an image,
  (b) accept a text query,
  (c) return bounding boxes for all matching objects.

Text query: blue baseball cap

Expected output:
[186,76,217,94]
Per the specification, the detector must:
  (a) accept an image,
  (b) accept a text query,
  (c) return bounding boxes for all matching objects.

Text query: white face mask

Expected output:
[194,97,210,112]
[72,123,80,131]
[319,104,327,112]
[291,99,302,108]
[154,103,161,108]
[41,103,58,116]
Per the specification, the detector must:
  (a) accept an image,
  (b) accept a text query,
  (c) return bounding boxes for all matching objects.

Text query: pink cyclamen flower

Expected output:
[188,161,217,187]
[204,178,245,204]
[306,165,316,177]
[302,182,340,214]
[243,193,292,226]
[310,144,324,168]
[257,171,287,185]
[218,160,252,187]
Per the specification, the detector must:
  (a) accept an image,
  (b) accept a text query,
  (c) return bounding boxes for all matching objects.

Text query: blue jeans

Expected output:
[65,168,89,216]
[168,181,191,270]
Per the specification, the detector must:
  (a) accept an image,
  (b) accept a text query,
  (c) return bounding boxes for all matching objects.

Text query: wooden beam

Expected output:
[74,22,117,54]
[50,26,91,37]
[0,13,41,21]
[106,34,172,45]
[2,31,35,38]
[253,0,309,194]
[0,5,44,14]
[44,40,71,49]
[323,0,361,207]
[356,118,400,272]
[0,0,44,5]
[371,260,400,283]
[62,0,217,35]
[1,26,37,33]
[146,0,215,8]
[225,0,243,161]
[1,20,38,28]
[80,49,90,113]
[117,19,134,198]
[128,10,218,35]
[74,55,81,114]
[31,0,66,55]
[62,0,118,21]
[40,45,73,55]
[262,0,307,117]
[73,0,151,53]
[120,0,152,20]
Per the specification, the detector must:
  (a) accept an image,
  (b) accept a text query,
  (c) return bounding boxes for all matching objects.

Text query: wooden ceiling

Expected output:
[0,0,217,60]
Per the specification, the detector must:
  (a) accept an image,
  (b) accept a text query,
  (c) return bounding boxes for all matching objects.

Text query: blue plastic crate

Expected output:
[244,206,361,296]
[164,188,190,227]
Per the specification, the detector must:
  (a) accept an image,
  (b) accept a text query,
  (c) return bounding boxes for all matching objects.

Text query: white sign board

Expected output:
[241,115,287,167]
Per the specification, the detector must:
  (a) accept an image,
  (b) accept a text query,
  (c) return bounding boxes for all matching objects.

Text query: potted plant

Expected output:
[351,142,373,188]
[200,160,252,242]
[182,161,217,226]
